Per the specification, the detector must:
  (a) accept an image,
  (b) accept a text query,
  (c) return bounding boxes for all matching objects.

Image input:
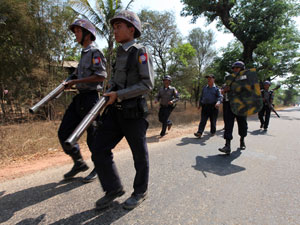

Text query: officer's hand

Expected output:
[215,103,220,109]
[168,101,173,105]
[104,91,117,105]
[63,80,76,90]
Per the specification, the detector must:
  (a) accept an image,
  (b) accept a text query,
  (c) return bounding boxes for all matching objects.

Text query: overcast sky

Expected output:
[96,0,300,52]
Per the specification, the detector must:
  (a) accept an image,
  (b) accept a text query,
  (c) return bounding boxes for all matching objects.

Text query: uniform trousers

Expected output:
[58,91,99,155]
[158,105,174,135]
[197,104,219,134]
[223,101,248,140]
[91,105,149,194]
[258,105,271,129]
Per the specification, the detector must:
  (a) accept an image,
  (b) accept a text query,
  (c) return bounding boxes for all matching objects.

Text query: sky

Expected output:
[96,0,300,52]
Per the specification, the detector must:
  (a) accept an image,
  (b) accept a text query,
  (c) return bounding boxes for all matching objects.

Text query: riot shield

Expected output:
[226,68,263,116]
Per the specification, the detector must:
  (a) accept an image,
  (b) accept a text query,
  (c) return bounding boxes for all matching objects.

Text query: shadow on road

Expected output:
[16,214,46,225]
[177,130,223,147]
[49,202,130,225]
[0,179,85,223]
[192,150,245,177]
[147,134,161,143]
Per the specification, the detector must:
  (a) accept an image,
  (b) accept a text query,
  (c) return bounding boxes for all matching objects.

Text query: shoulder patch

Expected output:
[139,53,148,64]
[93,56,101,65]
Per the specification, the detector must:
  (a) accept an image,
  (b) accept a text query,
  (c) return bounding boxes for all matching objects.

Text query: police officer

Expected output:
[155,75,179,137]
[219,61,247,155]
[194,74,222,138]
[91,10,154,210]
[58,19,107,181]
[258,81,274,131]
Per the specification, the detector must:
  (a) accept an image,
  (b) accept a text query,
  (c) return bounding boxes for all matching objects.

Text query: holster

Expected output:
[120,96,148,119]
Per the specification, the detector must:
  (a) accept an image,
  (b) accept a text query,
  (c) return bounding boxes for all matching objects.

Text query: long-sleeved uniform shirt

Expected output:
[109,40,155,100]
[199,84,223,105]
[156,86,179,106]
[75,44,107,91]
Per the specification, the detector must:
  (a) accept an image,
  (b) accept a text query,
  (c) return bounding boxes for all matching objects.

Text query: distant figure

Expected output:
[258,81,274,131]
[194,74,222,138]
[155,75,179,137]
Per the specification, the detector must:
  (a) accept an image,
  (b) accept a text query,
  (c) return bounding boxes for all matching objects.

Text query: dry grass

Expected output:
[0,102,203,165]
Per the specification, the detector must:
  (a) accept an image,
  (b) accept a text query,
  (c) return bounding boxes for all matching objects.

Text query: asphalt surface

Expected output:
[1,107,300,225]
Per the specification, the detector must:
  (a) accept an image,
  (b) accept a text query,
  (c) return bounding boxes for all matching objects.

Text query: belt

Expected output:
[78,90,98,94]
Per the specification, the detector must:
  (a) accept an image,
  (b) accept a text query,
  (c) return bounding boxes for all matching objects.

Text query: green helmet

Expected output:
[110,10,142,38]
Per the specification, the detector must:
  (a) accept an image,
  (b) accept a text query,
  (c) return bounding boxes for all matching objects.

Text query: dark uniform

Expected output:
[258,82,274,130]
[58,19,107,179]
[219,61,248,154]
[156,78,179,136]
[222,89,248,140]
[91,10,155,211]
[195,83,222,136]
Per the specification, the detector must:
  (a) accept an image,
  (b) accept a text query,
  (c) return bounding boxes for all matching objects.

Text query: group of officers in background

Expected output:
[193,61,275,155]
[49,9,275,211]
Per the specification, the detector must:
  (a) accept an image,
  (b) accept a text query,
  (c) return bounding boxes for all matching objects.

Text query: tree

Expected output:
[138,10,180,77]
[209,22,300,85]
[187,28,217,104]
[181,0,300,64]
[68,0,134,82]
[0,0,77,120]
[168,43,196,104]
[253,24,300,82]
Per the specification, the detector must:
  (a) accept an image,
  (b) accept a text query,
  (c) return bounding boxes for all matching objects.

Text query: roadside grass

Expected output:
[0,102,203,165]
[1,102,286,166]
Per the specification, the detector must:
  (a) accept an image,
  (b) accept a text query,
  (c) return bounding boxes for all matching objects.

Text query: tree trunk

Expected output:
[242,42,257,64]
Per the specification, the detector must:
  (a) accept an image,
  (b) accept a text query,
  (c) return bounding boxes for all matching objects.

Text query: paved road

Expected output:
[1,107,300,225]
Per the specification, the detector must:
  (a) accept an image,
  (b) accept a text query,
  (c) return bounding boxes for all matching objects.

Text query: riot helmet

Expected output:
[110,10,142,38]
[232,61,245,70]
[263,81,271,86]
[163,75,172,81]
[69,19,96,45]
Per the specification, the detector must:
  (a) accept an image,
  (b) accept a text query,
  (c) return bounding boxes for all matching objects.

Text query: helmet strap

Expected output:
[80,28,90,46]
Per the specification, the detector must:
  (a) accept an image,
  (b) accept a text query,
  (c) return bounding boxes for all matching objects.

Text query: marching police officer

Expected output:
[194,74,222,138]
[258,81,274,131]
[155,75,179,137]
[58,19,107,180]
[219,61,248,155]
[91,10,155,210]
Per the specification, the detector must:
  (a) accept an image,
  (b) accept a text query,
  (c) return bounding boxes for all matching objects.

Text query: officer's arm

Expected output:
[216,88,223,105]
[116,47,155,100]
[66,50,107,88]
[171,88,179,104]
[155,89,161,103]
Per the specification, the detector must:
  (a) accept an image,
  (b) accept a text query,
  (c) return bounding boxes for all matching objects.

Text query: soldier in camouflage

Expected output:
[219,61,248,155]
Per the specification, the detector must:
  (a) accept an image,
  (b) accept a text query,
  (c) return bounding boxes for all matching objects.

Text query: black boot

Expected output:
[82,168,97,183]
[64,151,89,179]
[218,139,231,155]
[240,137,246,150]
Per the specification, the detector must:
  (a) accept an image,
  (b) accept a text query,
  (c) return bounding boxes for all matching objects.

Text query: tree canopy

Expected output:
[181,0,300,64]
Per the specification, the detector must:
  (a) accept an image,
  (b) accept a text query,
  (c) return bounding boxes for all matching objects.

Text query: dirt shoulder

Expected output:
[0,121,205,182]
[1,106,286,182]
